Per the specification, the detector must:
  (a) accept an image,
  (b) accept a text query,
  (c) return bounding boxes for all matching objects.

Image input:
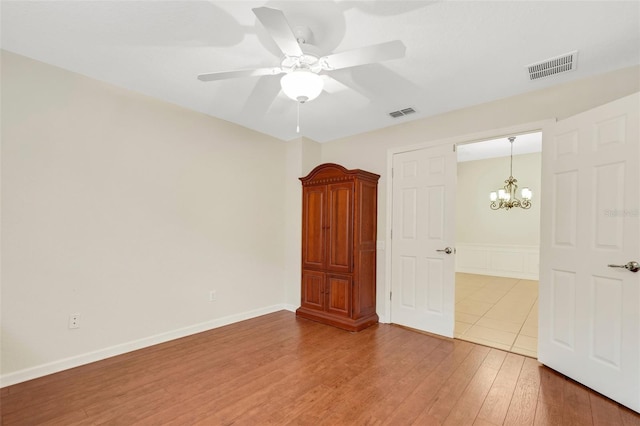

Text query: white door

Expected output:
[391,143,456,337]
[539,93,640,412]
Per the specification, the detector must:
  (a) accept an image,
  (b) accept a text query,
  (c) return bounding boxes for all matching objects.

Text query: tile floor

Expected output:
[455,272,538,358]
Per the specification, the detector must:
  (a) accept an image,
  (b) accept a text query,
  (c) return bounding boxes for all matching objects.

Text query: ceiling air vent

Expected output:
[389,107,416,118]
[527,50,578,81]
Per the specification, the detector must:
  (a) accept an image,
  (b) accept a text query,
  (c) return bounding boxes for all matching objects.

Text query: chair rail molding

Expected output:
[455,243,539,280]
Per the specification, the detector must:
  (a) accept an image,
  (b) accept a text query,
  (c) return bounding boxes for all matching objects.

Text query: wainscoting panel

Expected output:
[455,243,539,280]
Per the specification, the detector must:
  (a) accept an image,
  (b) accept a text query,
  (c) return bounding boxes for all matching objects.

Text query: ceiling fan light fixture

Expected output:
[280,69,324,103]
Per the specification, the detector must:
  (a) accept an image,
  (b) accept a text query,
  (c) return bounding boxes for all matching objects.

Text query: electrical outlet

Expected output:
[209,290,217,302]
[69,314,80,329]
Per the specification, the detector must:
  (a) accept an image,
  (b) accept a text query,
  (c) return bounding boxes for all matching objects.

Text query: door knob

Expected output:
[607,261,639,273]
[436,247,453,254]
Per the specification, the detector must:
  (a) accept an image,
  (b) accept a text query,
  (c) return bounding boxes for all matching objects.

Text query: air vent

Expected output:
[527,51,578,81]
[389,107,416,118]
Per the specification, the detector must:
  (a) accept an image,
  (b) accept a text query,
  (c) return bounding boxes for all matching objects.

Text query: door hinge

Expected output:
[453,144,457,152]
[391,167,394,178]
[390,229,393,239]
[390,291,392,301]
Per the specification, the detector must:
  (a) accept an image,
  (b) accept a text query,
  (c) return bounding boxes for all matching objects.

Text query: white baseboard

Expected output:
[0,304,290,388]
[455,243,540,280]
[282,304,297,313]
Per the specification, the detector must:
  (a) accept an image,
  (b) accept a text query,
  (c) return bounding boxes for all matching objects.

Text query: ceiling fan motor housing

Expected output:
[281,42,322,73]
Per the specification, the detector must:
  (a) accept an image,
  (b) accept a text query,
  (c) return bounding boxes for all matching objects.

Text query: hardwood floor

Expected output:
[2,311,639,425]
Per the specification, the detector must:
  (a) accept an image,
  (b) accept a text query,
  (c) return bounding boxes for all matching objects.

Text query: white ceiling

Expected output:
[2,1,639,143]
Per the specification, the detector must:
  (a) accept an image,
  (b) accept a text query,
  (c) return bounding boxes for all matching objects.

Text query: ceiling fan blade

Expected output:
[240,75,282,118]
[252,7,303,57]
[330,64,425,105]
[319,40,406,71]
[198,67,283,82]
[321,75,349,94]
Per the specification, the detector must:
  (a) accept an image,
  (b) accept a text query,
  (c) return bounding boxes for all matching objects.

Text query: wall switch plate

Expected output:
[69,314,80,329]
[209,290,217,302]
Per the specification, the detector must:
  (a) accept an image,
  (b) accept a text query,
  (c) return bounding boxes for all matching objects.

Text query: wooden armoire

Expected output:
[296,163,380,332]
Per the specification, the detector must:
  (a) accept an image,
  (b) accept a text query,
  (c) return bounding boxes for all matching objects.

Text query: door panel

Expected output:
[591,276,622,368]
[357,180,378,245]
[401,188,417,239]
[552,171,578,247]
[594,162,624,249]
[326,274,351,317]
[391,144,456,337]
[301,270,324,311]
[355,249,376,317]
[540,93,639,412]
[400,255,417,308]
[425,257,444,313]
[302,187,326,270]
[550,270,576,349]
[327,182,354,273]
[426,184,445,240]
[352,179,377,319]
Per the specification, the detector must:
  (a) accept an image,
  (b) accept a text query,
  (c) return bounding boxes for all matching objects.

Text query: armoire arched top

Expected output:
[300,163,380,186]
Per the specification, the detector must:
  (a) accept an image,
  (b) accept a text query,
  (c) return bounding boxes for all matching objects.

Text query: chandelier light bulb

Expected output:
[490,192,497,202]
[280,69,324,103]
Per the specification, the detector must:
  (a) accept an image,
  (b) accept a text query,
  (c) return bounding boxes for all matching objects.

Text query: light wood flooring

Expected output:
[456,273,538,358]
[2,311,639,425]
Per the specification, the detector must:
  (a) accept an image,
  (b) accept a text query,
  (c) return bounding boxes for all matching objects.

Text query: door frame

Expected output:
[383,119,554,326]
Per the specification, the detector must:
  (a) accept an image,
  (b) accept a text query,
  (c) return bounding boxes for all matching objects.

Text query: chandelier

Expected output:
[489,136,532,210]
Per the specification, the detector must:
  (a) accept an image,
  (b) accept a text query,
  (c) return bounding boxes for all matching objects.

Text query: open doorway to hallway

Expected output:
[453,132,542,357]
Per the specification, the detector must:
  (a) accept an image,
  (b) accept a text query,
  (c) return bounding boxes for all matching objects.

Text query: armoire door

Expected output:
[302,186,326,270]
[327,182,354,273]
[326,274,352,318]
[301,270,325,311]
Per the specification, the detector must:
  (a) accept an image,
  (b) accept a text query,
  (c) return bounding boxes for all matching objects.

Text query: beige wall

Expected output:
[1,51,288,381]
[457,152,541,246]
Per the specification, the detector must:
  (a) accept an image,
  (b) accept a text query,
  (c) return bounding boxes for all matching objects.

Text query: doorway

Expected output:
[453,132,542,357]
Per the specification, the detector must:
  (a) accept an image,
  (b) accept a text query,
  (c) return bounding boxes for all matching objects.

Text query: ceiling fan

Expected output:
[197,6,406,104]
